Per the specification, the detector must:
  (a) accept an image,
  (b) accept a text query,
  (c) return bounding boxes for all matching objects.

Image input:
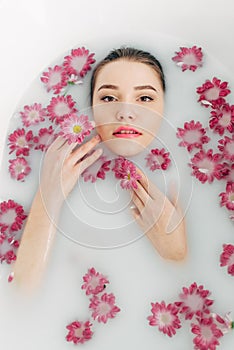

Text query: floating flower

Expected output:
[66,320,93,345]
[176,120,210,152]
[33,126,57,152]
[0,234,20,264]
[175,282,213,320]
[89,292,120,324]
[59,114,94,144]
[212,312,234,334]
[63,47,95,78]
[189,149,223,184]
[145,148,171,171]
[8,271,14,283]
[172,46,203,72]
[9,157,31,182]
[0,199,27,235]
[147,301,181,337]
[68,74,83,85]
[8,128,34,156]
[220,163,234,183]
[20,103,46,127]
[81,267,109,295]
[209,104,234,136]
[219,182,234,211]
[47,95,77,124]
[40,65,68,94]
[112,157,141,190]
[191,317,223,350]
[220,244,234,276]
[218,135,234,162]
[81,154,111,183]
[197,77,231,108]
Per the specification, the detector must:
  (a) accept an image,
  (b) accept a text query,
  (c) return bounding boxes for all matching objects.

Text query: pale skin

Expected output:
[13,59,187,293]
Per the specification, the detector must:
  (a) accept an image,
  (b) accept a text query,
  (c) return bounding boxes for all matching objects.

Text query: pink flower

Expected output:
[218,135,234,162]
[220,163,234,183]
[172,46,203,72]
[112,157,141,189]
[46,95,77,124]
[40,65,68,94]
[145,148,171,171]
[197,77,231,108]
[176,120,210,152]
[0,199,27,235]
[209,104,234,136]
[8,272,14,283]
[9,157,31,182]
[175,282,213,320]
[212,312,234,334]
[59,114,94,144]
[66,320,93,344]
[219,182,234,211]
[89,292,120,323]
[191,317,223,350]
[0,234,20,264]
[20,103,46,127]
[189,149,223,184]
[220,244,234,276]
[81,154,111,183]
[33,126,58,152]
[8,128,34,156]
[81,267,109,295]
[63,47,95,78]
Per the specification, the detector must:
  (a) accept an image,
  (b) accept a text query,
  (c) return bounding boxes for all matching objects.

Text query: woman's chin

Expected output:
[102,138,147,157]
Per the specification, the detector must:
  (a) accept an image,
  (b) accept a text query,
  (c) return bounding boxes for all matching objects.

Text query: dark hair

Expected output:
[90,46,165,104]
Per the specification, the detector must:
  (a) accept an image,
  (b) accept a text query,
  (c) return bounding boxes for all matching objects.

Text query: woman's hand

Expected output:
[130,169,187,261]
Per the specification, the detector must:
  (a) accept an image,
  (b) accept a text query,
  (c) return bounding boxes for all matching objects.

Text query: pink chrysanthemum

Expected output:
[147,301,181,337]
[175,282,213,320]
[0,199,27,235]
[40,65,68,94]
[145,148,171,171]
[176,120,210,152]
[20,103,46,127]
[81,154,111,183]
[47,95,77,124]
[59,114,94,144]
[172,46,203,72]
[81,267,109,295]
[112,157,141,189]
[8,128,34,157]
[66,320,93,344]
[212,312,234,334]
[189,149,223,184]
[197,77,231,108]
[9,157,31,182]
[220,244,234,276]
[191,317,223,350]
[63,47,95,78]
[0,234,20,264]
[220,163,234,183]
[89,292,120,324]
[33,126,57,152]
[8,271,14,283]
[218,135,234,162]
[219,182,234,211]
[209,104,234,136]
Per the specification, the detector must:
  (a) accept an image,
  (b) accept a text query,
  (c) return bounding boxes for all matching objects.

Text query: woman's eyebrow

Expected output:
[134,85,158,92]
[97,84,158,92]
[98,84,118,91]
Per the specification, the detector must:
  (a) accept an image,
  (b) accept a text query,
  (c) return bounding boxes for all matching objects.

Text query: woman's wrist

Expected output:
[34,188,63,221]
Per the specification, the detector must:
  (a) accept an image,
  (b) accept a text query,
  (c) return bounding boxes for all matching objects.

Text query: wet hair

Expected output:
[90,46,165,104]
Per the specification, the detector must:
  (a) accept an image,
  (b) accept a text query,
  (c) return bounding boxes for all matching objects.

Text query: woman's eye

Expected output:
[100,96,116,102]
[139,96,154,102]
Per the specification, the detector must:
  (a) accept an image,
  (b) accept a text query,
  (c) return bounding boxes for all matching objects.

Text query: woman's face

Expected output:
[92,59,164,157]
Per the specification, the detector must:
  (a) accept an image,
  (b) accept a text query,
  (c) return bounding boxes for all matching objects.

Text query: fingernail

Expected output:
[94,134,101,141]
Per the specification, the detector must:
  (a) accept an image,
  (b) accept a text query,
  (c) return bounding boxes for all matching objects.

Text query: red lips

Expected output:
[113,126,142,138]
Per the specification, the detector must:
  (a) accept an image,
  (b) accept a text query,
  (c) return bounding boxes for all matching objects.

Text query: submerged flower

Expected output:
[220,163,234,183]
[20,103,46,127]
[66,320,93,344]
[175,282,213,320]
[209,104,234,136]
[145,148,171,171]
[220,244,234,276]
[59,114,94,144]
[172,46,203,72]
[0,234,20,264]
[47,95,77,124]
[8,128,34,156]
[218,135,234,162]
[0,199,27,235]
[112,157,141,189]
[219,182,234,211]
[40,65,68,94]
[33,126,57,152]
[212,312,234,334]
[81,267,109,295]
[89,292,120,323]
[176,120,210,152]
[191,317,223,350]
[63,47,95,78]
[81,154,111,183]
[196,77,231,108]
[189,149,223,184]
[147,301,181,337]
[9,157,31,181]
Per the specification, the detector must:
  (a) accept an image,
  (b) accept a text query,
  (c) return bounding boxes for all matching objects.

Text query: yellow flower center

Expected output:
[73,125,82,134]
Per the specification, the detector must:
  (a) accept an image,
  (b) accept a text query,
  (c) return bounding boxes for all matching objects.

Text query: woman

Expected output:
[13,47,187,292]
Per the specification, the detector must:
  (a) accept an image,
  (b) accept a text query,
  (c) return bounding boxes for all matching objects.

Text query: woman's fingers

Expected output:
[131,191,144,212]
[68,135,101,165]
[132,180,151,206]
[76,147,103,175]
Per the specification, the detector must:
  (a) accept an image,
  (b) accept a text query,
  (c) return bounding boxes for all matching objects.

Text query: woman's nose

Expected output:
[115,104,137,121]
